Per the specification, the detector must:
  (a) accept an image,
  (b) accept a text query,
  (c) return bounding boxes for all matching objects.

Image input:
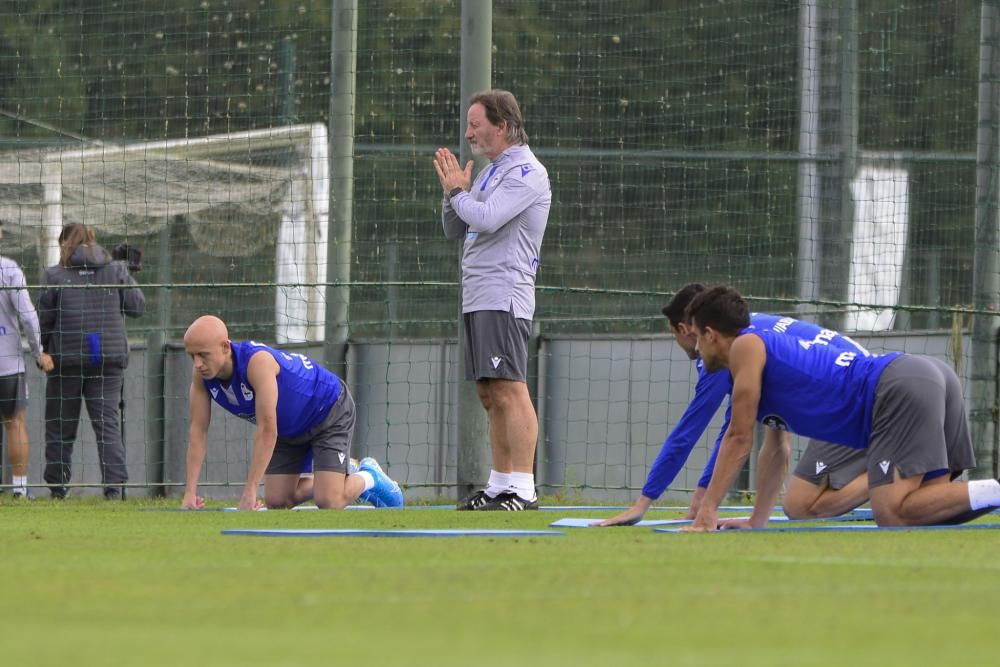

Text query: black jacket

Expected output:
[38,245,145,370]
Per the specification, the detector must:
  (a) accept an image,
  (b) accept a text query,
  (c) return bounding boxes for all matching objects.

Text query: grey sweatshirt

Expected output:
[0,256,43,376]
[442,144,551,320]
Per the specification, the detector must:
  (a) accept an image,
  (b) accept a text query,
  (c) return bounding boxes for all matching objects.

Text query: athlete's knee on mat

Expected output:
[870,487,921,526]
[782,479,823,519]
[313,491,352,509]
[870,504,908,526]
[264,491,298,510]
[782,500,819,520]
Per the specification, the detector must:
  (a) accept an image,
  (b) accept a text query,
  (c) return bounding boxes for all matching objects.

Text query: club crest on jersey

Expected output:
[761,414,789,431]
[240,383,254,401]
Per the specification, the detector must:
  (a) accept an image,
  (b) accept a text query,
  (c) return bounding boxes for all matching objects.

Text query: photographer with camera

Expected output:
[38,224,144,500]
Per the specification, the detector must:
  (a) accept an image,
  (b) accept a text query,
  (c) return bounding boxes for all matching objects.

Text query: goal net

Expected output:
[0,123,330,343]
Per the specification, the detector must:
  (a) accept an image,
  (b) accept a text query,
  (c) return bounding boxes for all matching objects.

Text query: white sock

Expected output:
[486,470,509,498]
[967,479,1000,510]
[12,475,27,493]
[508,472,536,501]
[355,471,375,493]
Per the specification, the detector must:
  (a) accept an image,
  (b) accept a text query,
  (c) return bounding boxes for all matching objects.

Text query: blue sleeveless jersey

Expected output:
[642,312,876,499]
[749,328,900,449]
[203,341,342,438]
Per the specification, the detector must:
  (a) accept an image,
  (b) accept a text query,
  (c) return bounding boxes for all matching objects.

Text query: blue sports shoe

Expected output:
[358,457,404,508]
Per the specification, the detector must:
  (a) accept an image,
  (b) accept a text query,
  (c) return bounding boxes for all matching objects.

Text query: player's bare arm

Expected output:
[182,367,212,510]
[688,334,765,531]
[748,427,791,528]
[238,351,281,511]
[686,486,708,519]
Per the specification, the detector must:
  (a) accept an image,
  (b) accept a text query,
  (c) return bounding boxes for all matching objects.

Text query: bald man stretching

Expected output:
[181,315,403,511]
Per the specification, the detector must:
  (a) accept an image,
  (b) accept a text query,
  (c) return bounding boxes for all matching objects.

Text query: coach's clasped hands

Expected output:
[433,147,473,195]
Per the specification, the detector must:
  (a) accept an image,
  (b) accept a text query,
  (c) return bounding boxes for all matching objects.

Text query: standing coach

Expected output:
[433,89,551,511]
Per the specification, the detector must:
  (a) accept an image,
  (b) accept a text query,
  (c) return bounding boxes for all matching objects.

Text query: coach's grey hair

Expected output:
[469,89,529,145]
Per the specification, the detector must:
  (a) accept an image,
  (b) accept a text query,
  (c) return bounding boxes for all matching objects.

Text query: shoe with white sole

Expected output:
[358,457,404,508]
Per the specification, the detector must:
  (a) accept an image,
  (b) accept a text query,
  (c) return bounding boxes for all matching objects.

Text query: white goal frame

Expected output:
[0,123,330,343]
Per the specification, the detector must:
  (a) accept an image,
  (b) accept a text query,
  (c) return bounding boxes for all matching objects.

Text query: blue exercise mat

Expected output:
[222,528,564,538]
[551,507,875,528]
[655,522,1000,533]
[550,518,682,528]
[550,515,797,528]
[537,505,795,512]
[291,505,459,511]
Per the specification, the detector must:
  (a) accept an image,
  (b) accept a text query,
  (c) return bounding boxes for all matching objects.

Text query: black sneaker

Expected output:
[480,492,539,511]
[103,487,123,501]
[50,486,68,500]
[456,489,492,511]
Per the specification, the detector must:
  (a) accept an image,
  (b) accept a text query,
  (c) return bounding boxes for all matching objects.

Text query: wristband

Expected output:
[448,187,464,199]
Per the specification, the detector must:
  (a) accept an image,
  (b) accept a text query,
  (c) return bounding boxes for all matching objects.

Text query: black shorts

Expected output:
[462,310,530,382]
[266,387,356,475]
[0,373,28,418]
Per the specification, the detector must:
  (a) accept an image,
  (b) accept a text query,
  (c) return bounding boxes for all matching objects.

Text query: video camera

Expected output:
[111,243,143,274]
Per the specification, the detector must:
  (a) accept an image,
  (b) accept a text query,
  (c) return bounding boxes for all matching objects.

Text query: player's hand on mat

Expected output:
[180,492,205,510]
[237,492,263,512]
[716,517,753,530]
[595,506,644,527]
[684,507,720,532]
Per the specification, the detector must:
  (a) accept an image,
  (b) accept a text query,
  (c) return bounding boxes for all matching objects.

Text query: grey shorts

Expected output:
[793,439,868,489]
[0,373,28,418]
[463,310,530,382]
[266,387,356,475]
[866,355,976,488]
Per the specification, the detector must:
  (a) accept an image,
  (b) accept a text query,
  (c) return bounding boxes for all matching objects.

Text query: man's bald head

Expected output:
[184,315,229,347]
[184,315,233,381]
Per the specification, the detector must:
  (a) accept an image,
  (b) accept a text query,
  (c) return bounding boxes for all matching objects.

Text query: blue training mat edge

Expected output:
[221,528,565,537]
[654,522,1000,533]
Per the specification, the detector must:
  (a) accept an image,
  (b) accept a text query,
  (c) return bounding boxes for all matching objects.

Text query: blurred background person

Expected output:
[0,224,53,499]
[38,223,145,499]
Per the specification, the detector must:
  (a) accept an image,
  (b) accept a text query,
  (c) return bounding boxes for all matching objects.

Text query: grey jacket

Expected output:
[38,245,145,370]
[442,145,550,320]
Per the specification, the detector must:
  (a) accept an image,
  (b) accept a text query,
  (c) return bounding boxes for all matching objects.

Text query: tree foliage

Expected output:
[0,0,984,336]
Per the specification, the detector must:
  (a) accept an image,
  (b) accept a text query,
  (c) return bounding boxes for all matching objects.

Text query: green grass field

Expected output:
[2,497,998,666]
